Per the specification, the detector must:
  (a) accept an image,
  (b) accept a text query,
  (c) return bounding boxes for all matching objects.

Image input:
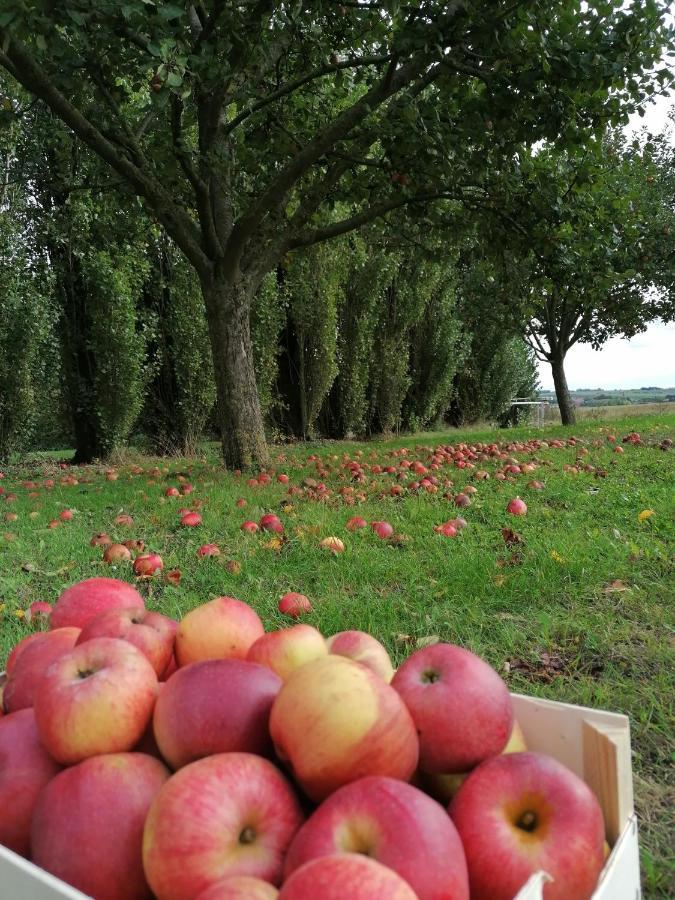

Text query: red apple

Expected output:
[260,514,283,533]
[450,752,606,900]
[0,709,61,857]
[285,775,469,899]
[133,553,164,576]
[371,521,393,539]
[241,520,260,533]
[391,643,513,773]
[25,601,53,623]
[143,753,304,900]
[180,512,202,527]
[34,637,158,764]
[319,536,345,553]
[50,577,144,630]
[278,592,312,618]
[153,659,281,769]
[166,486,180,497]
[6,632,44,676]
[91,532,112,547]
[507,497,527,516]
[279,854,418,899]
[247,625,327,680]
[3,628,81,713]
[326,630,394,683]
[175,597,264,666]
[195,876,279,899]
[59,509,73,522]
[197,543,220,558]
[270,655,418,802]
[346,517,368,531]
[76,608,176,676]
[32,753,168,900]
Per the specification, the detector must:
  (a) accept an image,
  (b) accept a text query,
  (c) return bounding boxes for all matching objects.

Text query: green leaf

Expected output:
[167,71,182,87]
[0,10,17,26]
[158,4,185,20]
[35,34,47,51]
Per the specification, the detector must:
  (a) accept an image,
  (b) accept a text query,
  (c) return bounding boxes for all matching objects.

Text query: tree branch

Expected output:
[0,36,210,277]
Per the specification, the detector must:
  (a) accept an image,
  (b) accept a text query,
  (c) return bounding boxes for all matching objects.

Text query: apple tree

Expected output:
[0,1,670,464]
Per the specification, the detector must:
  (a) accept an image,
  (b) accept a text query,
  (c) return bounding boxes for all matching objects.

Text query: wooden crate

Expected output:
[0,692,639,899]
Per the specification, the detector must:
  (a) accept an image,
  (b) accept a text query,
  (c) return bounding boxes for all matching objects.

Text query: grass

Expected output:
[1,413,673,894]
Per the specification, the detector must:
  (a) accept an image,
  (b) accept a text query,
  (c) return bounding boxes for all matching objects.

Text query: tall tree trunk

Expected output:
[550,353,576,426]
[201,265,270,469]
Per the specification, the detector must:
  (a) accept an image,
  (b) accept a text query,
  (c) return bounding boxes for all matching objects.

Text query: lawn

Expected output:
[1,413,673,894]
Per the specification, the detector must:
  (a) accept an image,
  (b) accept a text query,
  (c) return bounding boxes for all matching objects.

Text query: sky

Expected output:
[537,90,673,391]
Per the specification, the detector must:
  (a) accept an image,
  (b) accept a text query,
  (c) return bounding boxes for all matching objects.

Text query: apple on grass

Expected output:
[76,608,177,676]
[247,625,327,681]
[143,753,304,900]
[325,630,394,682]
[153,659,281,769]
[0,709,61,857]
[31,752,169,900]
[269,655,418,802]
[175,597,264,666]
[449,751,606,900]
[278,854,418,899]
[3,627,81,713]
[34,637,158,765]
[284,775,469,900]
[49,577,144,630]
[195,876,279,899]
[391,642,513,774]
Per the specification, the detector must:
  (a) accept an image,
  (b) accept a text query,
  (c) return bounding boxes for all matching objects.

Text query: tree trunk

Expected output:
[201,265,270,469]
[550,353,576,426]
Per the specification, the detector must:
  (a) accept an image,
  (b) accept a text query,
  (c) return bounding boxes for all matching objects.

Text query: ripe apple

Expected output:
[507,497,527,516]
[133,553,164,576]
[6,632,44,676]
[50,577,145,630]
[326,630,394,683]
[34,637,158,764]
[284,775,469,899]
[371,521,393,539]
[103,543,133,563]
[392,643,513,774]
[175,597,264,666]
[31,753,168,900]
[180,512,202,527]
[450,752,606,900]
[153,659,281,769]
[346,517,368,531]
[278,854,418,899]
[3,627,81,713]
[278,592,312,618]
[195,876,279,899]
[197,543,220,558]
[319,536,345,553]
[247,625,327,680]
[76,608,176,676]
[0,709,61,857]
[241,520,260,533]
[260,514,283,533]
[143,753,304,900]
[270,655,418,802]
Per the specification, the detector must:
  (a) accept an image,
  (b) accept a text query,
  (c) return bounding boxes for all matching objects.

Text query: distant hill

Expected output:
[538,387,675,407]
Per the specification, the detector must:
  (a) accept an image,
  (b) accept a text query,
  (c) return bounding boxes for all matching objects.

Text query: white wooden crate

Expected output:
[0,692,640,899]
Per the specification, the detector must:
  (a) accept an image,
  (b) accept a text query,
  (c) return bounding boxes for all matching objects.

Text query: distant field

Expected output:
[544,401,675,422]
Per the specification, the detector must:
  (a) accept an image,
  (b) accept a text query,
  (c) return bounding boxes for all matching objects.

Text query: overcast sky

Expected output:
[537,89,673,391]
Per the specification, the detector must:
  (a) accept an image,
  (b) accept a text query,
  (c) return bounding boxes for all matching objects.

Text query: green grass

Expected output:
[1,413,673,894]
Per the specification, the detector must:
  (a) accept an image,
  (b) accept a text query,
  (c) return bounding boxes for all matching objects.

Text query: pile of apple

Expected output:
[0,577,609,900]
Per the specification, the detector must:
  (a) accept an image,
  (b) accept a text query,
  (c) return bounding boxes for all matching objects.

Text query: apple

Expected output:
[153,659,281,769]
[25,601,53,623]
[59,509,73,521]
[284,775,469,899]
[421,719,528,804]
[91,532,112,547]
[32,753,168,900]
[241,520,259,533]
[180,512,202,527]
[450,752,606,900]
[278,854,418,899]
[247,625,327,680]
[143,753,304,900]
[391,643,513,773]
[104,543,133,563]
[76,608,176,676]
[166,487,180,497]
[0,709,61,857]
[6,632,44,676]
[3,628,81,713]
[346,517,368,531]
[133,553,164,576]
[326,631,394,683]
[278,592,312,618]
[260,514,283,533]
[50,577,145,630]
[270,655,418,802]
[507,497,527,516]
[197,543,220,557]
[34,637,158,764]
[195,876,279,899]
[371,521,393,539]
[319,536,345,553]
[114,513,134,526]
[175,597,264,666]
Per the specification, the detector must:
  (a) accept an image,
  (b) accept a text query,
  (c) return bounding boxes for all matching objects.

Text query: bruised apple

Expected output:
[270,656,418,802]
